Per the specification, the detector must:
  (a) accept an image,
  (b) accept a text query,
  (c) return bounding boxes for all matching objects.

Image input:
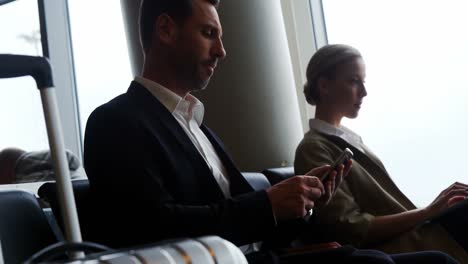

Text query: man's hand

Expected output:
[313,160,352,209]
[266,169,325,222]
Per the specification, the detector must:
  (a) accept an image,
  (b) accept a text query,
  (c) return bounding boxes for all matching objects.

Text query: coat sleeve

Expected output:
[84,104,276,247]
[294,138,375,246]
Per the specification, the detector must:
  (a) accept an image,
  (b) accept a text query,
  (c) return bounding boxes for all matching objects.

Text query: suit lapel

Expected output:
[201,126,254,195]
[128,82,253,197]
[128,83,203,161]
[128,82,225,199]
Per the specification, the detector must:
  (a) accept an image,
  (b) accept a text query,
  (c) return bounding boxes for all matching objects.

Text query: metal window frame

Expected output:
[38,0,82,160]
[309,0,328,49]
[281,0,329,128]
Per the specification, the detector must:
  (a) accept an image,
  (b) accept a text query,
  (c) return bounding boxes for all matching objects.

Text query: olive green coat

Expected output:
[294,129,468,262]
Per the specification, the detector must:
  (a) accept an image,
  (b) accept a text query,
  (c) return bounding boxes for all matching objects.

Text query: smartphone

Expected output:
[321,148,353,183]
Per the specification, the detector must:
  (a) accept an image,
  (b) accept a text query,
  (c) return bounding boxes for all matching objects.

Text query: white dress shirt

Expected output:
[135,76,231,198]
[309,118,366,153]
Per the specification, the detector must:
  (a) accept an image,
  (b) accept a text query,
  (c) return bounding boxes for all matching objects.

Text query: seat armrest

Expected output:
[38,180,96,241]
[279,242,342,256]
[262,167,294,185]
[242,172,271,191]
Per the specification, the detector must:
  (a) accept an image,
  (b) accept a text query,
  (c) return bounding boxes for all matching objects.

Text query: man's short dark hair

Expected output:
[139,0,220,53]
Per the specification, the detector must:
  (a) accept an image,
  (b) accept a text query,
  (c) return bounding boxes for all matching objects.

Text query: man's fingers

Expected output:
[306,186,323,200]
[305,165,331,177]
[302,176,325,193]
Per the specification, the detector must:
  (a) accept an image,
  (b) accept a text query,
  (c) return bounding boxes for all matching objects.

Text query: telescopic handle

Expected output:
[0,54,54,88]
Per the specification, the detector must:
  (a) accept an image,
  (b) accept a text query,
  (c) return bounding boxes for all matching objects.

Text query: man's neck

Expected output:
[141,57,190,98]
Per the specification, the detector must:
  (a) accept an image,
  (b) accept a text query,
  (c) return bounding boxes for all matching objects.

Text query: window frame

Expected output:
[281,0,328,131]
[38,0,82,160]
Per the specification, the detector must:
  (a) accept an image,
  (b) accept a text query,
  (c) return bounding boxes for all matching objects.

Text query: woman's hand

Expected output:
[425,182,468,218]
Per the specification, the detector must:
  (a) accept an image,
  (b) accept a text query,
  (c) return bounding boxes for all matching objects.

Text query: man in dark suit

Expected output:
[83,0,458,263]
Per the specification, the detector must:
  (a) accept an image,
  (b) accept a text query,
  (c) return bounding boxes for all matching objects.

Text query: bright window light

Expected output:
[67,0,132,138]
[0,0,48,151]
[322,0,468,206]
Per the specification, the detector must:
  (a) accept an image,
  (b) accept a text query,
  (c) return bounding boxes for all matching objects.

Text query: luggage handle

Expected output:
[0,54,53,88]
[0,54,83,248]
[0,0,15,6]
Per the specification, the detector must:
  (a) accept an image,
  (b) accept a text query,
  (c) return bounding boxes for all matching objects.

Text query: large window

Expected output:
[67,0,132,137]
[0,0,49,151]
[0,0,131,162]
[0,1,132,192]
[320,0,468,206]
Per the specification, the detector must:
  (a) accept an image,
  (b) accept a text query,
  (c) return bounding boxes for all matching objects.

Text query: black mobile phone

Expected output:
[321,148,353,183]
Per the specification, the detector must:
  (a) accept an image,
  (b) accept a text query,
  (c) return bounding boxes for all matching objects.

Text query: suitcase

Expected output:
[28,236,247,264]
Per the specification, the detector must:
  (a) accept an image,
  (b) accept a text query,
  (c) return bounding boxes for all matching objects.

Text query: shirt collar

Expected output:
[309,118,364,151]
[174,93,204,126]
[134,76,204,126]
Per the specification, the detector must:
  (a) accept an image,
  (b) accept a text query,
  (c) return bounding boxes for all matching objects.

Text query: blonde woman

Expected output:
[294,44,468,262]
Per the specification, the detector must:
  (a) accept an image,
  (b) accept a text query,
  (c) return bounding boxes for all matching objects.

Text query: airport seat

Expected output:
[0,190,58,263]
[62,236,248,264]
[38,173,272,245]
[38,179,100,244]
[262,166,295,185]
[39,174,340,258]
[242,172,271,190]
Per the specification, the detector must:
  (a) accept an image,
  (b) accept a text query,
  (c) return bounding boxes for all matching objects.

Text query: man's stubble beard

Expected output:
[179,63,211,93]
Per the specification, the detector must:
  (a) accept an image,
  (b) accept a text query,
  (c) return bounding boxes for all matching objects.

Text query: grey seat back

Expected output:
[242,172,271,191]
[262,167,295,185]
[0,190,57,263]
[38,180,100,243]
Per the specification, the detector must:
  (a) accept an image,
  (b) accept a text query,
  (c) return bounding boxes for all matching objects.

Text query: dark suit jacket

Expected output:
[84,82,302,248]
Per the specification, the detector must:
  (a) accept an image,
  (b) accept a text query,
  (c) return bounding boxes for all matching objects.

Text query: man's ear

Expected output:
[154,14,178,45]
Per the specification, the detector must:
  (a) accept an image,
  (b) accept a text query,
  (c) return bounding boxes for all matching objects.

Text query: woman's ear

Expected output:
[154,14,178,45]
[318,77,330,97]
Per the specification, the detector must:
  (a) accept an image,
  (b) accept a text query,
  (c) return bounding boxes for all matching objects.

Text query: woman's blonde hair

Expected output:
[304,44,362,105]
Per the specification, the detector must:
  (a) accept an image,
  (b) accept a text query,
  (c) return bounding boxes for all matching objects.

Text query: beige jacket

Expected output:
[294,129,468,262]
